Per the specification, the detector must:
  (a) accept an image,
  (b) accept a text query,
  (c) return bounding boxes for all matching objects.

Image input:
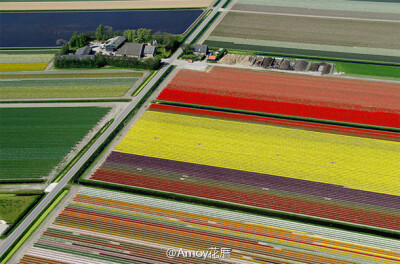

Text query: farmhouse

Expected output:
[193,44,208,55]
[143,45,156,57]
[105,36,126,52]
[116,43,144,58]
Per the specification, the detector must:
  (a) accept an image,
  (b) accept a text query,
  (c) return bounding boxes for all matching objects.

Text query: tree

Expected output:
[113,31,122,37]
[183,44,193,55]
[59,44,70,55]
[96,24,104,40]
[163,34,179,51]
[143,29,153,42]
[123,30,130,40]
[69,32,78,49]
[136,28,146,43]
[130,30,137,42]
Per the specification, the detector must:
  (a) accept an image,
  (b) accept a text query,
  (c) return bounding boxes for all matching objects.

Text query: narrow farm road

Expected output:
[0,0,229,259]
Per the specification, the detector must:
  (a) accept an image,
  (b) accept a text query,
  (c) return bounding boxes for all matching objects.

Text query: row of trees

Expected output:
[95,24,122,41]
[54,54,161,70]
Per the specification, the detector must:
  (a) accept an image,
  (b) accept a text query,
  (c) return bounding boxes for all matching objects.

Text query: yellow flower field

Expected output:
[0,63,48,72]
[115,110,400,196]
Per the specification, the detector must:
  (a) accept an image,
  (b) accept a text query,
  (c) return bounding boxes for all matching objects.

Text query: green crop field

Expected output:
[0,194,40,223]
[0,70,143,98]
[0,107,110,181]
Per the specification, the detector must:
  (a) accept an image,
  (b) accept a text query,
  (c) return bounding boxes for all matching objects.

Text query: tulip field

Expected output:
[0,50,56,72]
[17,187,400,264]
[0,70,143,99]
[157,67,400,129]
[89,105,400,230]
[0,107,110,181]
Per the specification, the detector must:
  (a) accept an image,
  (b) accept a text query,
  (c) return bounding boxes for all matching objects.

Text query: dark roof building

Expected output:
[193,44,208,54]
[143,45,156,57]
[116,43,144,57]
[105,36,126,51]
[75,45,92,56]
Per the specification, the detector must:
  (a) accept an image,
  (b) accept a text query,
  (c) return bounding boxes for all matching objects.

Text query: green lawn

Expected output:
[0,107,110,181]
[0,194,40,223]
[0,70,142,98]
[334,62,400,80]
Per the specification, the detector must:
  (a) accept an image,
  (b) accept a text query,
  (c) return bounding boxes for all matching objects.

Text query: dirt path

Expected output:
[1,0,213,11]
[44,59,54,71]
[125,70,150,98]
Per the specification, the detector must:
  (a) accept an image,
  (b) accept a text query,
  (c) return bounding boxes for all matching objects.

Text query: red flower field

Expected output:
[157,67,400,128]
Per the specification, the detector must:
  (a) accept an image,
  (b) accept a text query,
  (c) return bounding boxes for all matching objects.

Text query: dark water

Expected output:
[0,10,202,47]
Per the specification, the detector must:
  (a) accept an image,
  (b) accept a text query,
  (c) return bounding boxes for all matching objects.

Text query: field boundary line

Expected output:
[228,9,400,23]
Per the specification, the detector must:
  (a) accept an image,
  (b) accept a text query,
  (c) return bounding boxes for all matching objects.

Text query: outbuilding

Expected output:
[143,45,157,57]
[193,44,208,55]
[75,45,92,56]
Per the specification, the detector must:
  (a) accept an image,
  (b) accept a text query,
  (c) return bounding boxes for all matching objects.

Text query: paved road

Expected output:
[0,0,228,259]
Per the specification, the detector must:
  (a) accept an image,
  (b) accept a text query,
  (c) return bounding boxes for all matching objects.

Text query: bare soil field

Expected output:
[0,0,213,11]
[210,12,400,50]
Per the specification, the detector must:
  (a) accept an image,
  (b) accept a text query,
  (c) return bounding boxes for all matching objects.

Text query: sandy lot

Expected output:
[1,0,213,11]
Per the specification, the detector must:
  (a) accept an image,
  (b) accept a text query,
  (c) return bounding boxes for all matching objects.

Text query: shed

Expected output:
[116,43,144,58]
[207,55,217,62]
[75,45,92,56]
[143,45,156,57]
[105,36,127,51]
[193,44,208,55]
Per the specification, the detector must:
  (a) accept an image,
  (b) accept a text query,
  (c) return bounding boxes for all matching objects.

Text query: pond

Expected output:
[0,9,203,47]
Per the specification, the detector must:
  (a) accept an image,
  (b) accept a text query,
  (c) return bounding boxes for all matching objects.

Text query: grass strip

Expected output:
[52,119,114,183]
[213,0,222,7]
[156,100,400,133]
[72,66,176,184]
[181,9,213,43]
[0,189,68,264]
[0,99,131,104]
[191,11,221,44]
[221,0,232,8]
[80,179,399,239]
[0,179,45,184]
[132,70,158,97]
